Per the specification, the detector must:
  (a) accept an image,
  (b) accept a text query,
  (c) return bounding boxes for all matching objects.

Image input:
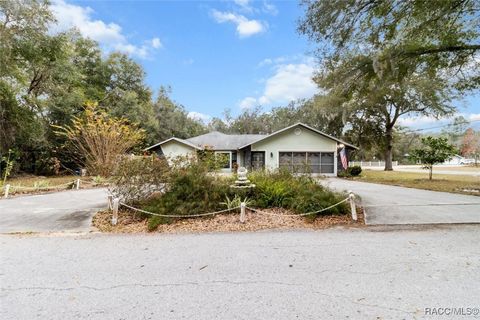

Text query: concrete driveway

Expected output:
[0,188,108,233]
[1,227,479,320]
[323,178,480,225]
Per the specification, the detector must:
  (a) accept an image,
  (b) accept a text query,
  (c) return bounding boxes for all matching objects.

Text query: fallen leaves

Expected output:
[92,207,364,234]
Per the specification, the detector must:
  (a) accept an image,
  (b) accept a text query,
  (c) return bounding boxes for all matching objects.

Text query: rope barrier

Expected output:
[119,202,241,218]
[5,181,74,191]
[246,197,350,217]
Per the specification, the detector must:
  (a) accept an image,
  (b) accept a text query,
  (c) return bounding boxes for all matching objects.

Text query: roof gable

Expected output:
[144,137,201,151]
[239,123,358,149]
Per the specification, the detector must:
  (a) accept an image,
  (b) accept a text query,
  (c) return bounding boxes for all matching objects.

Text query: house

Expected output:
[144,123,358,176]
[443,154,475,165]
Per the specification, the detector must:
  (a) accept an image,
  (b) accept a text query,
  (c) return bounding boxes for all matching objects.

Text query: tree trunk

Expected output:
[384,126,394,171]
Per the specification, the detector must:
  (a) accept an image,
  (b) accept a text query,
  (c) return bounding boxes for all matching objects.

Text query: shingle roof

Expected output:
[144,137,202,151]
[144,123,359,152]
[186,131,266,150]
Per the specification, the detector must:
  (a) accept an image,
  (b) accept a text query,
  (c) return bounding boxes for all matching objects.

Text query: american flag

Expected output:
[340,147,348,170]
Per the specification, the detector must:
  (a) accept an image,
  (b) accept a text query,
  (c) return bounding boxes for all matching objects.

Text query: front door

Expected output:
[251,152,265,170]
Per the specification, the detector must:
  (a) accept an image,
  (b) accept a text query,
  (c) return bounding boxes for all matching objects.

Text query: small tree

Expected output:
[409,137,456,180]
[460,128,479,166]
[55,103,144,177]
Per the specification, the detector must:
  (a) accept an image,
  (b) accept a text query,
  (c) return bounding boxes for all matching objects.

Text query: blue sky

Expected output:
[51,0,479,128]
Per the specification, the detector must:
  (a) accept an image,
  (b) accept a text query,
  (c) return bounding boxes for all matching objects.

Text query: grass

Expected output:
[432,166,480,172]
[1,175,106,195]
[352,170,480,196]
[4,175,79,187]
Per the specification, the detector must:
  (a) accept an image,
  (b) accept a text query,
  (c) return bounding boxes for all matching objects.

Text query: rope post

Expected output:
[112,198,119,225]
[107,194,113,210]
[348,191,357,221]
[75,179,80,190]
[4,184,10,199]
[240,202,246,223]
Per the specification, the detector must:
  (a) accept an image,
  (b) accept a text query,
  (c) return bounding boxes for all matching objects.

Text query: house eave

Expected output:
[238,122,359,150]
[144,137,203,152]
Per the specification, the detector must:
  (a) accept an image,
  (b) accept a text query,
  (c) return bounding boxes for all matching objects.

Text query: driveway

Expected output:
[323,178,480,225]
[1,227,479,320]
[0,188,108,233]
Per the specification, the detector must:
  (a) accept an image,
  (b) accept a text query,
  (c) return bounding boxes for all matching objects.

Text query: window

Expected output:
[231,152,237,168]
[321,153,334,173]
[215,152,231,169]
[292,152,306,173]
[279,152,293,171]
[279,152,335,174]
[307,152,320,173]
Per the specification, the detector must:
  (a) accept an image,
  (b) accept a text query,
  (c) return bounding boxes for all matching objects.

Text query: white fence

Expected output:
[349,161,398,167]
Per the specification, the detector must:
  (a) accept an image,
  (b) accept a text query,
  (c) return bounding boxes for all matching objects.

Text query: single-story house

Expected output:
[144,123,358,176]
[443,154,475,165]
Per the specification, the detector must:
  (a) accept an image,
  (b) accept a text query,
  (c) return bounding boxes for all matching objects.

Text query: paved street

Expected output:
[323,178,480,225]
[0,188,108,233]
[1,227,479,319]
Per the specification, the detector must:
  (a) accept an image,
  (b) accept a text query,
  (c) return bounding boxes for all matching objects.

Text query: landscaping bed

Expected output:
[99,155,359,233]
[92,207,363,233]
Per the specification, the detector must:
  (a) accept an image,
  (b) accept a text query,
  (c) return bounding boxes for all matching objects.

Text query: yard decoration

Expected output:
[230,167,255,190]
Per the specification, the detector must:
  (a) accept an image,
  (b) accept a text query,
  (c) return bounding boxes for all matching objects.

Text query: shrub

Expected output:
[248,170,296,208]
[110,155,170,202]
[142,158,235,231]
[115,156,348,232]
[347,165,362,176]
[338,165,362,177]
[221,194,253,209]
[249,169,348,216]
[54,103,145,177]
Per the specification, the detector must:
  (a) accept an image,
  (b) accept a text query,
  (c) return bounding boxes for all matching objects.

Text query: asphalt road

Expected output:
[323,178,480,225]
[1,227,479,319]
[0,188,108,233]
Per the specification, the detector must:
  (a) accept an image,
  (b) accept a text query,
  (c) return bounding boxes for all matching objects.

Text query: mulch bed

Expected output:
[92,207,365,233]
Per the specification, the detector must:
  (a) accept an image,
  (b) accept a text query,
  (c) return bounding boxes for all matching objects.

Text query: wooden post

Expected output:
[240,202,246,223]
[75,179,80,190]
[348,191,357,221]
[112,198,119,225]
[107,194,113,210]
[4,184,10,199]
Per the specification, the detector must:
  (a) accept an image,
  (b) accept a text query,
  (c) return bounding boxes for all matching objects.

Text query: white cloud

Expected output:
[257,56,288,67]
[211,10,266,38]
[239,57,318,109]
[188,111,211,123]
[239,97,258,109]
[262,1,278,15]
[398,113,480,129]
[258,63,318,105]
[50,0,161,58]
[151,37,162,49]
[234,0,253,12]
[183,58,194,65]
[466,113,480,121]
[397,115,442,127]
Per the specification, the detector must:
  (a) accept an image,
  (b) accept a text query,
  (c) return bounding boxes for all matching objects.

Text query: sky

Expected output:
[50,0,479,130]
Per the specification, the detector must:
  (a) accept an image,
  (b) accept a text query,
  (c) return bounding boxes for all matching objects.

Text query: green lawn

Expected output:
[1,175,104,195]
[352,170,480,196]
